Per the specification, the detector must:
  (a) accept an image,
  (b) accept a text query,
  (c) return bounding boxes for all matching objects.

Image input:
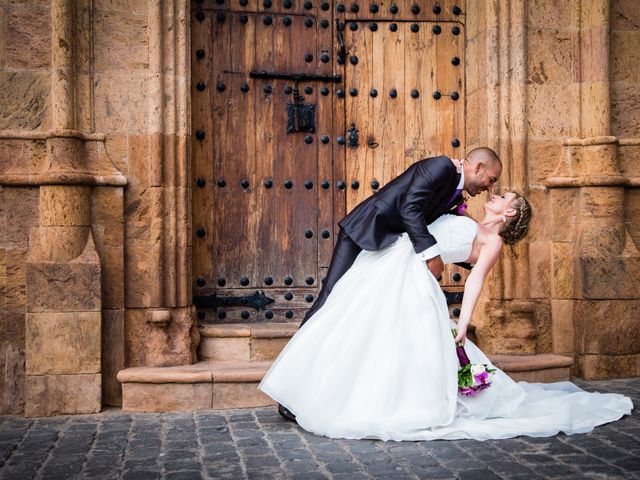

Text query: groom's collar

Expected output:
[456,164,464,190]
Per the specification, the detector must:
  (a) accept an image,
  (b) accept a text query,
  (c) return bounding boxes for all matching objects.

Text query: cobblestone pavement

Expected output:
[0,379,639,480]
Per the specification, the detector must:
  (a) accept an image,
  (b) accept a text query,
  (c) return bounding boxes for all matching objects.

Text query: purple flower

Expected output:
[456,202,467,215]
[473,371,490,385]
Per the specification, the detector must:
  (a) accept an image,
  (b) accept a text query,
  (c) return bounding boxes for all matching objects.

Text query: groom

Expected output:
[301,147,502,328]
[278,147,502,421]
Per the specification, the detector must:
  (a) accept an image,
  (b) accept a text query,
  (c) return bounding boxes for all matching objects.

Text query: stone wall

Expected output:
[0,0,638,415]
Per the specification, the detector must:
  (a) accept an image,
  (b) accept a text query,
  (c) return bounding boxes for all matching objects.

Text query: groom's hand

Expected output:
[426,255,445,281]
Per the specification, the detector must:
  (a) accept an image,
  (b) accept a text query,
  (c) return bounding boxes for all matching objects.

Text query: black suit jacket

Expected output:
[338,156,461,254]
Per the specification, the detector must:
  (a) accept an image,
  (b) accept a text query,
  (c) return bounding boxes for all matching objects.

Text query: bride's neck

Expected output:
[479,213,504,235]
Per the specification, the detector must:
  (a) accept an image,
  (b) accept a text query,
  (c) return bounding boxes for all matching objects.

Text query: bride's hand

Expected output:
[453,322,469,343]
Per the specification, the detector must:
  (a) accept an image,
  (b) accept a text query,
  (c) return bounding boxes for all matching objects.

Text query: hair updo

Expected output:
[500,194,532,246]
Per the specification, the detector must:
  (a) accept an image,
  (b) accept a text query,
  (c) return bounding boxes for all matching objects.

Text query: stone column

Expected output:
[24,0,101,416]
[546,0,640,378]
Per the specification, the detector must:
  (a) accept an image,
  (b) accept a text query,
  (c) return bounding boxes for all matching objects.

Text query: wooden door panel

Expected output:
[192,3,334,323]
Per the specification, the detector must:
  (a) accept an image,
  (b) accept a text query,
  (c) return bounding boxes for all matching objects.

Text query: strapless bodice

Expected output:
[427,214,477,264]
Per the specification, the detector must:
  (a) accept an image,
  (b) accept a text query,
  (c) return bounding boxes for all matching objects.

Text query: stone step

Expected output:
[197,322,298,362]
[490,353,574,383]
[117,353,574,412]
[117,360,275,413]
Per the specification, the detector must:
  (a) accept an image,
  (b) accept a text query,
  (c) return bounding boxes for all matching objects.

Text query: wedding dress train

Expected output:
[259,215,633,441]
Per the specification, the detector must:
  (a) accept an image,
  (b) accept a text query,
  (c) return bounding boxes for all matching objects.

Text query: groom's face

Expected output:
[465,160,501,196]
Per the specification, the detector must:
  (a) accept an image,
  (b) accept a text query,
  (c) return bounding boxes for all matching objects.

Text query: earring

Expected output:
[502,215,507,223]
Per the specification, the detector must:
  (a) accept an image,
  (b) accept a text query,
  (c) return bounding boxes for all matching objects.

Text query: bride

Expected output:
[259,192,633,441]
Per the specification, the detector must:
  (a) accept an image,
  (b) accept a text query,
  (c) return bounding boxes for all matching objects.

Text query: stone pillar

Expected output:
[23,0,102,416]
[545,0,640,378]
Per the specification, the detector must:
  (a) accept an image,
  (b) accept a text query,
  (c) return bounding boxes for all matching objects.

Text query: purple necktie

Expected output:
[447,188,463,207]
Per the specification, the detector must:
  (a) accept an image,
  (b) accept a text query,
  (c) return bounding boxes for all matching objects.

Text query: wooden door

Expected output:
[191,0,468,324]
[191,0,338,323]
[341,1,469,311]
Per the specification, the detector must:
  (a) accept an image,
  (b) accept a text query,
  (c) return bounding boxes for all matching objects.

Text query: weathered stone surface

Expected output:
[100,245,124,310]
[611,82,640,137]
[527,0,574,28]
[0,347,25,415]
[0,72,50,130]
[627,189,640,248]
[212,383,275,409]
[40,186,92,227]
[199,337,250,362]
[26,241,101,312]
[102,309,124,407]
[5,247,27,311]
[94,11,149,72]
[25,374,101,417]
[124,186,163,245]
[125,307,197,368]
[251,338,291,362]
[552,242,576,299]
[551,299,574,355]
[549,189,579,242]
[25,311,101,375]
[128,134,151,186]
[5,5,51,70]
[527,84,577,138]
[528,140,563,186]
[527,29,572,85]
[578,353,640,380]
[611,32,640,83]
[575,300,640,355]
[611,0,640,31]
[1,187,39,247]
[93,74,149,134]
[121,383,212,412]
[124,244,163,308]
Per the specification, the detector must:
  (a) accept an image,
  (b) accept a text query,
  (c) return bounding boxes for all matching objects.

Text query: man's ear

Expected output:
[474,161,484,174]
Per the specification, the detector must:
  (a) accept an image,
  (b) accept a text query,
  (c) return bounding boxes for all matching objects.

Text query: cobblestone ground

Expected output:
[0,379,639,480]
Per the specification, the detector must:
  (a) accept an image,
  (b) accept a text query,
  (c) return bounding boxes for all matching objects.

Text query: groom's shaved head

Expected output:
[467,147,501,167]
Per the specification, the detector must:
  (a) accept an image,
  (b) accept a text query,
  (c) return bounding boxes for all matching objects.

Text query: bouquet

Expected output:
[452,329,495,397]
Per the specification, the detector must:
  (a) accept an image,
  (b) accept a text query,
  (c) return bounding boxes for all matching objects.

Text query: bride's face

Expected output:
[484,192,518,216]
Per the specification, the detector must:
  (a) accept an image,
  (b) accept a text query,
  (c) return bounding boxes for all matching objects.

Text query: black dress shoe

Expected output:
[278,403,297,423]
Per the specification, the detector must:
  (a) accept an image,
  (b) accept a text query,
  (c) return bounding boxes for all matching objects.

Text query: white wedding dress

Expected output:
[259,215,633,441]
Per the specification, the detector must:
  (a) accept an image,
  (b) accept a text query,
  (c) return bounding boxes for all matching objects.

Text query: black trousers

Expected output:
[300,227,362,328]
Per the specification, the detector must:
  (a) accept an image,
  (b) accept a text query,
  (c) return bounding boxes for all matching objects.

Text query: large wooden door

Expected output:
[191,0,467,324]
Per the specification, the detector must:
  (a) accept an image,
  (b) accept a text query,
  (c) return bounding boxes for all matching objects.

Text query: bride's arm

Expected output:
[453,238,502,343]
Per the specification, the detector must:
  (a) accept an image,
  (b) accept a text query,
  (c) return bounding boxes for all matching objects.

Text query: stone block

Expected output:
[611,82,640,138]
[26,312,101,375]
[128,134,151,186]
[611,0,640,31]
[121,383,212,412]
[526,0,574,29]
[5,5,51,69]
[619,144,640,178]
[575,300,640,355]
[526,29,572,85]
[212,383,275,409]
[2,187,39,247]
[93,0,149,17]
[198,337,250,362]
[551,299,574,355]
[0,248,5,307]
[527,84,577,138]
[125,307,197,368]
[124,187,163,245]
[102,310,124,407]
[534,302,553,353]
[611,32,640,83]
[92,187,124,248]
[102,134,129,179]
[94,74,149,134]
[579,187,625,220]
[549,189,579,242]
[579,254,640,299]
[626,190,640,247]
[94,11,149,72]
[527,140,563,186]
[524,188,549,243]
[5,247,27,311]
[0,72,50,131]
[250,337,290,361]
[100,245,124,310]
[40,186,92,227]
[578,353,640,380]
[26,259,101,313]
[552,242,576,299]
[0,338,25,415]
[124,243,163,308]
[25,374,101,417]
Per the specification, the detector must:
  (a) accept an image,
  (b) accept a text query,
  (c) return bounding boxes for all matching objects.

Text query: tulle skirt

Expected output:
[259,235,633,441]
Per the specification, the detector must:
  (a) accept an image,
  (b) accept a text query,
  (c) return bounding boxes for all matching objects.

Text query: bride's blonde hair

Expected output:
[500,194,532,246]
